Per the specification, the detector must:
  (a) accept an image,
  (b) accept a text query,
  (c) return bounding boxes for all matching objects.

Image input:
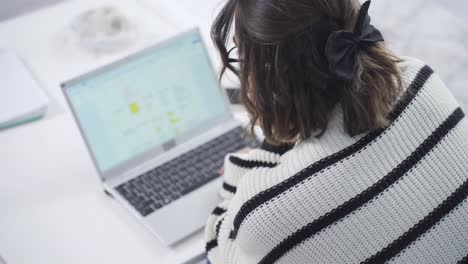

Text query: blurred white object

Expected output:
[0,0,64,22]
[70,6,138,53]
[0,50,49,129]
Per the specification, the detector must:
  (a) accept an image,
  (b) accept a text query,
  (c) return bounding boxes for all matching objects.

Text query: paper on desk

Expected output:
[0,50,49,129]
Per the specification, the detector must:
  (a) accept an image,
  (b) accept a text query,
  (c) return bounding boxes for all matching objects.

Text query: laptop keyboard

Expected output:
[115,127,257,217]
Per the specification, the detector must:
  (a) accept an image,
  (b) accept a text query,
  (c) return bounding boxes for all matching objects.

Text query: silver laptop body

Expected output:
[62,29,245,246]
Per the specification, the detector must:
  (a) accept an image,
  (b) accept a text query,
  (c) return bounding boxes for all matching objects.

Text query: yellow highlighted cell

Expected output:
[129,102,140,114]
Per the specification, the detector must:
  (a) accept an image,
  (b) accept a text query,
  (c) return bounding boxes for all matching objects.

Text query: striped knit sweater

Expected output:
[204,57,468,264]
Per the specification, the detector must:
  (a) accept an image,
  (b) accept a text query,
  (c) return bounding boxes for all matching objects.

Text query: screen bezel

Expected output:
[61,28,234,180]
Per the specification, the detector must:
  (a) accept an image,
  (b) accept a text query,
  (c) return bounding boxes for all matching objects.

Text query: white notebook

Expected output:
[0,50,49,129]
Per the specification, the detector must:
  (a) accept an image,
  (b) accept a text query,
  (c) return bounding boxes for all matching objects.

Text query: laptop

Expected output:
[62,29,255,246]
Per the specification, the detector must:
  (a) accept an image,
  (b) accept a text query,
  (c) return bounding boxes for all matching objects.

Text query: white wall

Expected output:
[370,0,468,109]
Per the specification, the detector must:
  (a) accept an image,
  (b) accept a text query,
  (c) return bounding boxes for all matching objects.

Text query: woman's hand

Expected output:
[218,148,252,176]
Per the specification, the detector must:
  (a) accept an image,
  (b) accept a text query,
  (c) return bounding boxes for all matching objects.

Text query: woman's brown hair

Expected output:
[212,0,403,145]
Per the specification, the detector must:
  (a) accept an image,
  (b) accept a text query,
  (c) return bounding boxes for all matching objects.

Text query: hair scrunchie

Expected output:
[325,0,384,82]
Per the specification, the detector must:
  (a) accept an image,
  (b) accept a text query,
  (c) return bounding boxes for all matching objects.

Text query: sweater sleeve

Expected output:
[204,141,294,261]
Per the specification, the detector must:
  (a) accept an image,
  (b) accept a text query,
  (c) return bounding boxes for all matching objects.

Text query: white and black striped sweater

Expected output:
[204,57,468,264]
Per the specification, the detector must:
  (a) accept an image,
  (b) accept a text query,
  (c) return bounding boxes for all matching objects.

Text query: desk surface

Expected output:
[0,0,235,263]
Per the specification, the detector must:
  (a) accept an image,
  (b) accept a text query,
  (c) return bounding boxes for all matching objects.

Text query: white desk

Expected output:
[0,0,241,263]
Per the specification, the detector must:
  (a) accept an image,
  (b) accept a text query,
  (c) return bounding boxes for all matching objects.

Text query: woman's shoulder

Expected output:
[397,56,433,84]
[396,56,459,107]
[398,56,426,68]
[282,55,461,167]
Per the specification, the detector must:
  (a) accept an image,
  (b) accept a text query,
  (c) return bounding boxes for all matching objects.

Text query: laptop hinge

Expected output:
[104,119,240,188]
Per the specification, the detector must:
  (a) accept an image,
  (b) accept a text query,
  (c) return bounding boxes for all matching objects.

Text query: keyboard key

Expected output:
[115,127,259,216]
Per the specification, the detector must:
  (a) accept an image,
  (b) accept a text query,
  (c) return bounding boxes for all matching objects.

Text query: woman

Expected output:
[204,0,468,263]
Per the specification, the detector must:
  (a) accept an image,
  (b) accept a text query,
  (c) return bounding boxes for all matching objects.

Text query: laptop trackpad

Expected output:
[147,177,223,246]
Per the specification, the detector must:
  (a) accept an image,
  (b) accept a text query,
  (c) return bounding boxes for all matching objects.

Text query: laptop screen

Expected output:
[64,30,230,173]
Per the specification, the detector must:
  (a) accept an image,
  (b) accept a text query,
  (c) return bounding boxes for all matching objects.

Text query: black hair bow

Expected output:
[325,0,383,82]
